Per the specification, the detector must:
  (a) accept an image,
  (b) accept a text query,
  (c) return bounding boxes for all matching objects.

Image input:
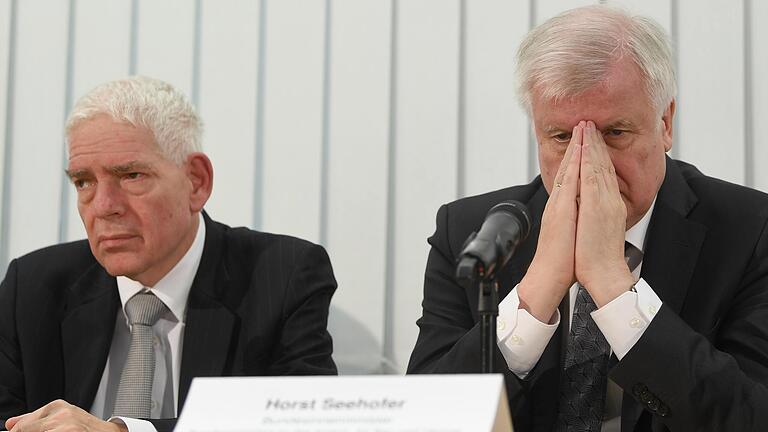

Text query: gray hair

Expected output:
[516,5,676,114]
[65,76,203,164]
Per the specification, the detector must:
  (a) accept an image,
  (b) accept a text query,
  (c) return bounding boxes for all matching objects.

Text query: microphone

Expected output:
[456,200,532,281]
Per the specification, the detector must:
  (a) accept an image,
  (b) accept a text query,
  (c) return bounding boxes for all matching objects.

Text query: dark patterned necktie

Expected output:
[554,242,642,431]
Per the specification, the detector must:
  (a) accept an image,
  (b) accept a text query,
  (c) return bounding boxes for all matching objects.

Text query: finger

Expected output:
[584,121,607,161]
[585,121,610,194]
[585,121,622,195]
[558,127,583,197]
[5,414,25,430]
[552,122,584,198]
[580,123,602,200]
[552,122,583,188]
[14,417,53,432]
[6,403,48,431]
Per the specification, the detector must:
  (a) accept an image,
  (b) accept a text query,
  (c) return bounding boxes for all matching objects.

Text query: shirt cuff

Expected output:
[496,286,560,378]
[109,417,158,432]
[591,277,662,360]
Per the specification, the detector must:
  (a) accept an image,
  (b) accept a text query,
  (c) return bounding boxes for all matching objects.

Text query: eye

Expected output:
[552,132,572,143]
[124,172,144,180]
[72,178,92,190]
[605,129,626,137]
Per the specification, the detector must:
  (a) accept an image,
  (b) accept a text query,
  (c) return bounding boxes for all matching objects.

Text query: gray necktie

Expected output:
[113,292,168,418]
[555,242,642,431]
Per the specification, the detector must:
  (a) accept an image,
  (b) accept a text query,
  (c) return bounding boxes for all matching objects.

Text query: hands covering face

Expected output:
[518,121,635,323]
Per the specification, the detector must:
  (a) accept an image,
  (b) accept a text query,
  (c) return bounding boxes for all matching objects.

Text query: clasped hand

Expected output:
[518,121,635,323]
[5,400,127,432]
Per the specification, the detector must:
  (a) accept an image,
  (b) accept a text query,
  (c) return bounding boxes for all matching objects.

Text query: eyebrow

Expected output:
[65,161,154,179]
[543,119,637,134]
[107,161,154,175]
[65,168,90,179]
[544,125,571,134]
[601,119,636,130]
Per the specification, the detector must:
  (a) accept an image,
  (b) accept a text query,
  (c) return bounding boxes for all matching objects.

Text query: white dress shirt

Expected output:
[496,200,663,432]
[89,214,206,432]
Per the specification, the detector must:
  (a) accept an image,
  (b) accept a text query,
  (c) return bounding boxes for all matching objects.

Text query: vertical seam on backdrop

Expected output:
[456,0,466,199]
[743,0,753,187]
[253,0,267,230]
[129,0,138,75]
[59,0,76,244]
[191,0,202,109]
[0,0,18,277]
[382,0,398,373]
[670,0,679,159]
[526,0,536,181]
[319,0,332,246]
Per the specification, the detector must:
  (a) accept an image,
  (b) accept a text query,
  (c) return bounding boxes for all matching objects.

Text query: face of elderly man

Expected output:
[532,58,674,229]
[66,115,206,287]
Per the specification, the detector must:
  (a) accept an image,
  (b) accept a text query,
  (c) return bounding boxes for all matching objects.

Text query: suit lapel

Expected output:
[641,158,706,314]
[178,214,236,412]
[61,264,120,408]
[621,158,707,430]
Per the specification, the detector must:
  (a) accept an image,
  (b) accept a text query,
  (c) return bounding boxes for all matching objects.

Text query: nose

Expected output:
[91,180,126,218]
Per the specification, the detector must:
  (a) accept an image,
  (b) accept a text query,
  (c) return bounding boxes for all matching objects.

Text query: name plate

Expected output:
[175,374,512,432]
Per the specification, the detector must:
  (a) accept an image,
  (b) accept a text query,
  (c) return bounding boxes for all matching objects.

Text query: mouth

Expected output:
[97,234,139,249]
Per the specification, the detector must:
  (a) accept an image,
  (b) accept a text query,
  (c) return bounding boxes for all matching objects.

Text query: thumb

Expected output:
[5,412,29,430]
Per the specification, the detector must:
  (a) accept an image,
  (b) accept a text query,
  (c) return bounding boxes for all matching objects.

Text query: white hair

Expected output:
[65,76,203,164]
[516,5,676,114]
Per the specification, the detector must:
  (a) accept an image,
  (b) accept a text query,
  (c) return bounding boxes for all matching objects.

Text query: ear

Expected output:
[185,152,213,212]
[661,98,675,152]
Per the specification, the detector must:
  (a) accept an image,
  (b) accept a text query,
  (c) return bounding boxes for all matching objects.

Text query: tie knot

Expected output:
[125,292,167,326]
[625,241,643,273]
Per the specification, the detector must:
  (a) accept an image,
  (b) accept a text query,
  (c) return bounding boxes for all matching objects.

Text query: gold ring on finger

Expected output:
[555,182,562,188]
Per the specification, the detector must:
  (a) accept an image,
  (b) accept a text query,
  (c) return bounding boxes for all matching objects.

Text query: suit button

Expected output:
[633,384,647,397]
[647,397,660,411]
[658,404,670,417]
[640,390,653,404]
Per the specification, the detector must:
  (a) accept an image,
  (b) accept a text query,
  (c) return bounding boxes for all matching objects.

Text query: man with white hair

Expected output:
[409,5,768,432]
[0,76,337,432]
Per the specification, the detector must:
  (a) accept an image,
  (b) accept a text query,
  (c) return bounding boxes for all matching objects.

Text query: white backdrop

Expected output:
[0,0,766,374]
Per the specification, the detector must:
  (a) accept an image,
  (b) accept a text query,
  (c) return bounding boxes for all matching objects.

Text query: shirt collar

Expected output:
[625,196,657,254]
[117,213,207,324]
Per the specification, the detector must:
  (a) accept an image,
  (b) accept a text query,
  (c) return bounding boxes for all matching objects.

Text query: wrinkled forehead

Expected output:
[66,115,165,162]
[531,63,655,130]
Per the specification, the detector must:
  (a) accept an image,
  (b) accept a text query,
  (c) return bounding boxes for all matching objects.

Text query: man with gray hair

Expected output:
[0,76,338,432]
[409,5,768,431]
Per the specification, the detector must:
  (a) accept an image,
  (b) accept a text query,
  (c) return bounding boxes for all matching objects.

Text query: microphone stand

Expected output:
[455,201,532,373]
[457,255,498,373]
[478,278,499,373]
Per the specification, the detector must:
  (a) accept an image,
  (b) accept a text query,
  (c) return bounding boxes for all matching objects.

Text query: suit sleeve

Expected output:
[611,217,768,431]
[266,243,338,376]
[407,204,525,398]
[0,259,27,421]
[146,418,175,432]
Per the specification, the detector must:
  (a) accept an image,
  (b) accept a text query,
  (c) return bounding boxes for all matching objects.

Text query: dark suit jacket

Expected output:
[0,213,337,431]
[408,158,768,432]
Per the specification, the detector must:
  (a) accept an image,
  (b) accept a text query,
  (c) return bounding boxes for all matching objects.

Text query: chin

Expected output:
[97,255,145,279]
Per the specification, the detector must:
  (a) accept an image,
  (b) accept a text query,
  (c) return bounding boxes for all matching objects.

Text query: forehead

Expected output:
[531,60,655,129]
[68,115,160,166]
